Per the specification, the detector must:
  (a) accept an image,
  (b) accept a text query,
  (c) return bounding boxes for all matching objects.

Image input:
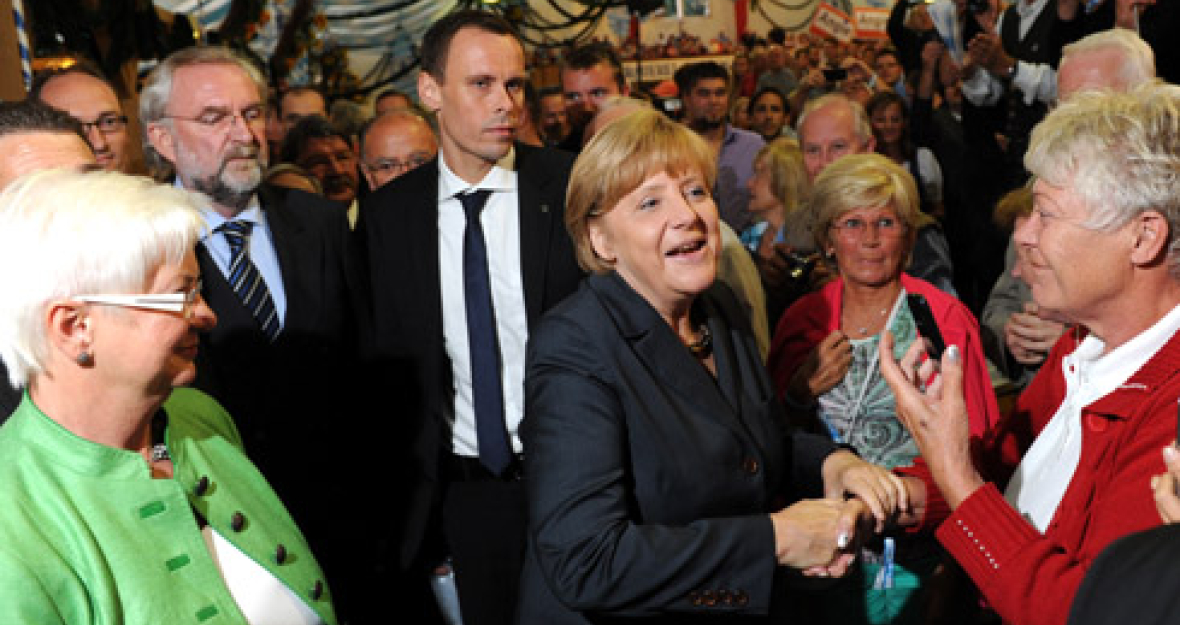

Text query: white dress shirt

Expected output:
[1005,303,1180,531]
[961,0,1058,107]
[437,150,529,457]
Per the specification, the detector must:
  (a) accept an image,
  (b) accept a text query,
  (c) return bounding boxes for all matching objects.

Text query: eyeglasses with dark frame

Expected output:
[364,153,432,176]
[78,114,129,136]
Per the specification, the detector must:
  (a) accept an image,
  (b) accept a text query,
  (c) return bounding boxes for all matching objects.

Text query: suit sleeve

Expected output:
[522,315,778,617]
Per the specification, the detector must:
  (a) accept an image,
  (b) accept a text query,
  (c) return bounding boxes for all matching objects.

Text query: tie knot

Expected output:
[219,220,253,249]
[458,190,493,222]
[220,219,253,236]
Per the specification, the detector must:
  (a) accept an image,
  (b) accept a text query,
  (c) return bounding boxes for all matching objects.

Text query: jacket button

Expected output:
[1084,413,1109,432]
[743,457,759,475]
[230,512,246,532]
[275,544,288,565]
[734,590,748,606]
[311,580,325,600]
[194,476,210,496]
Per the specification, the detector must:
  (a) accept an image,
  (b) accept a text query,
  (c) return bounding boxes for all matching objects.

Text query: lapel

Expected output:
[587,273,754,443]
[258,185,316,330]
[401,160,444,335]
[195,240,253,328]
[515,143,558,325]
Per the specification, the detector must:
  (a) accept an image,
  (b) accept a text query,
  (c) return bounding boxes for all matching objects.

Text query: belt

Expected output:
[446,453,524,482]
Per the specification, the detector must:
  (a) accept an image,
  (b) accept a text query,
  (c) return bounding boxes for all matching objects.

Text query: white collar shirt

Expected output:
[1005,302,1180,531]
[437,149,528,456]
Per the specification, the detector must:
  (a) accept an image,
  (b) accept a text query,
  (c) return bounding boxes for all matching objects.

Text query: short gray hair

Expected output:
[0,170,205,387]
[140,46,268,126]
[1061,28,1155,92]
[1026,82,1180,274]
[796,93,873,144]
[139,46,268,174]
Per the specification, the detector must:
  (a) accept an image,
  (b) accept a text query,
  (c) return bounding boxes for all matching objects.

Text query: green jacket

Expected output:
[0,388,337,625]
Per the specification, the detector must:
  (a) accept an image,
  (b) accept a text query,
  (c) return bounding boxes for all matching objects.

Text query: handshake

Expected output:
[769,449,912,577]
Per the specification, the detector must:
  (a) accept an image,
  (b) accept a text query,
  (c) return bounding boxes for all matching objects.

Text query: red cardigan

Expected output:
[913,325,1180,625]
[767,274,1000,440]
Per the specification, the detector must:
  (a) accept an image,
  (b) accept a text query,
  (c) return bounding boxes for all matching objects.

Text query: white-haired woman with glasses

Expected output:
[767,153,999,624]
[0,170,337,625]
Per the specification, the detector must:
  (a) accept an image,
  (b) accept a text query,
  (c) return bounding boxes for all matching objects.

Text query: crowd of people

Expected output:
[1,1,1180,624]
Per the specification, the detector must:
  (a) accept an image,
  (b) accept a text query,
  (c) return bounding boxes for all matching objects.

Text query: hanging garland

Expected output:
[755,0,823,31]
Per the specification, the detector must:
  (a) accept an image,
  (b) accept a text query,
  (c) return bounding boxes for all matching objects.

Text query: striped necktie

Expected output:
[218,220,281,341]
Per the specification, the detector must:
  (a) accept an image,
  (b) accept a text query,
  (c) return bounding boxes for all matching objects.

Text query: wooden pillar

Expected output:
[0,0,27,101]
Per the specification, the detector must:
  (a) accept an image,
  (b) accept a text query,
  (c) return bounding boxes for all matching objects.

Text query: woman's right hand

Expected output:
[770,498,867,572]
[787,331,852,405]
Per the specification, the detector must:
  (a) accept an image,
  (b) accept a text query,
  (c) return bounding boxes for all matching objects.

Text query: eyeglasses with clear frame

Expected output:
[829,215,907,238]
[162,105,267,133]
[75,280,204,319]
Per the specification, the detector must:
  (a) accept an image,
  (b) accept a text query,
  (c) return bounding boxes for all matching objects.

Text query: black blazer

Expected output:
[193,184,365,519]
[517,273,838,624]
[1068,523,1180,625]
[358,143,584,570]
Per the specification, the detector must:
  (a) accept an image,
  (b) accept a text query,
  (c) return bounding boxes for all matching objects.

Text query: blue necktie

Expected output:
[219,220,281,341]
[459,190,512,475]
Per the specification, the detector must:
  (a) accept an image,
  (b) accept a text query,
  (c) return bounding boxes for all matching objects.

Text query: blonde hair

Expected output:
[754,137,810,218]
[810,153,920,252]
[992,181,1034,230]
[567,109,716,273]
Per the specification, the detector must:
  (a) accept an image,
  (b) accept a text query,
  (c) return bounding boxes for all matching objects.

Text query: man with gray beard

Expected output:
[141,46,372,622]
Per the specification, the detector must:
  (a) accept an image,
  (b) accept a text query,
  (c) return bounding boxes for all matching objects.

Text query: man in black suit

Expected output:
[140,46,370,619]
[359,10,582,625]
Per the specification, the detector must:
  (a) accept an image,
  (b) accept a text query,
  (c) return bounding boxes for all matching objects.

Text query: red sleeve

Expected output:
[937,389,1173,625]
[766,284,839,399]
[896,328,1066,533]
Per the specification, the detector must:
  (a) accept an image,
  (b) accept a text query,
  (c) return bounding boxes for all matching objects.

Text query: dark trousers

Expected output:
[442,475,528,625]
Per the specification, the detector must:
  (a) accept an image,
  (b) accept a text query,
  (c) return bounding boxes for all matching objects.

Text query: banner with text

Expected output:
[809,3,854,42]
[854,7,890,39]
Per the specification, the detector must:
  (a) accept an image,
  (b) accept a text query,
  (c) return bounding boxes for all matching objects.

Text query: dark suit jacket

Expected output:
[358,143,584,571]
[193,184,365,530]
[517,273,839,624]
[1068,523,1180,625]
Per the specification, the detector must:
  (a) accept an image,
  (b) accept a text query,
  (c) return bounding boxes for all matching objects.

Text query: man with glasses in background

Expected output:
[31,60,134,174]
[359,109,438,190]
[140,45,373,623]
